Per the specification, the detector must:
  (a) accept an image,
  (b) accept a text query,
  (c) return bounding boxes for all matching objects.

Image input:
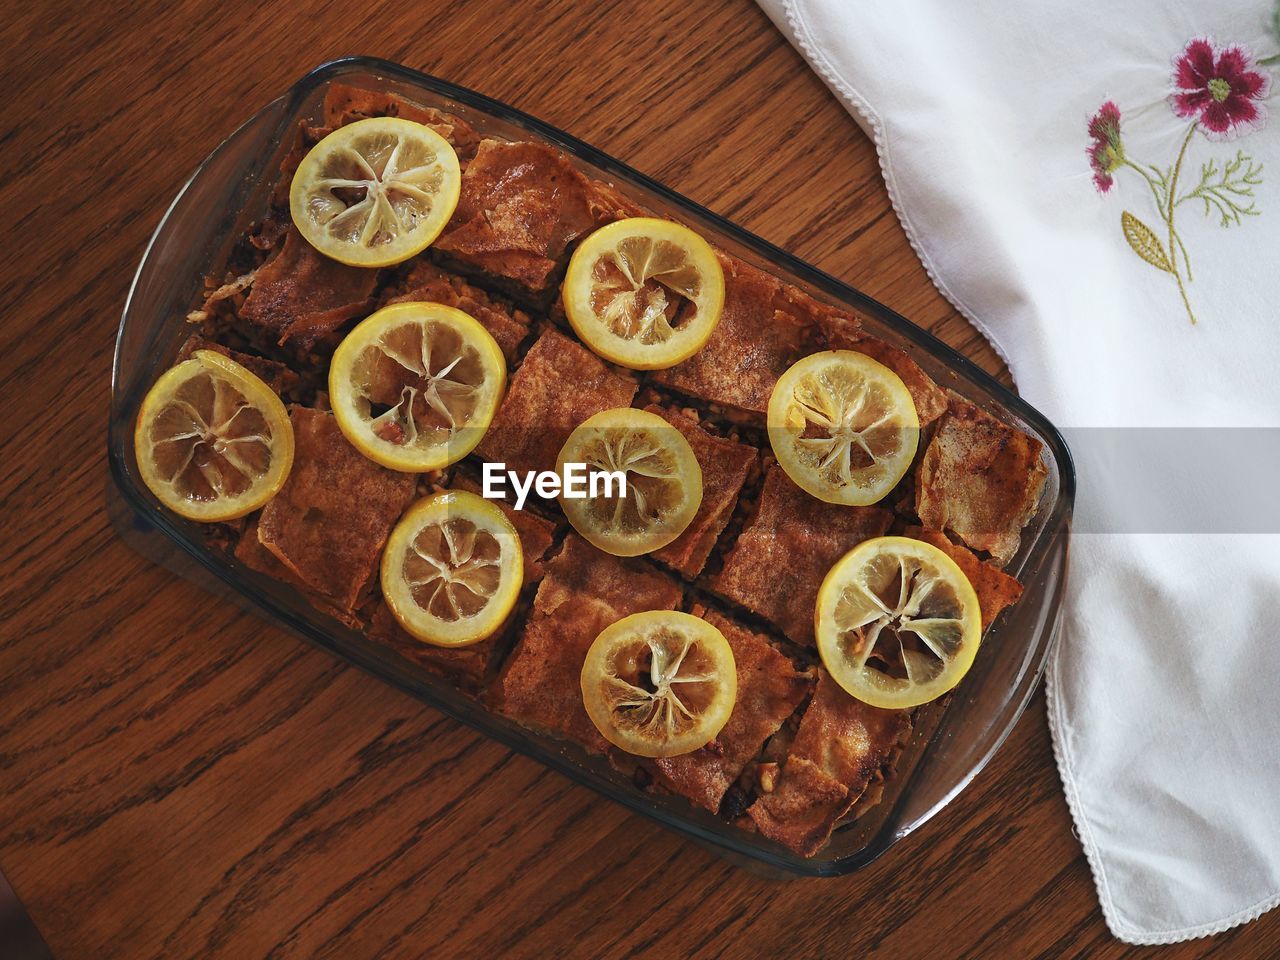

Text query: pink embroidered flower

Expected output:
[1087,100,1124,193]
[1170,38,1271,140]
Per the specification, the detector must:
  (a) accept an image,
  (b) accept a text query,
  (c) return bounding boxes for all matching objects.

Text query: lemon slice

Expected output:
[555,407,702,557]
[381,490,524,647]
[134,350,294,522]
[329,302,506,472]
[581,611,737,757]
[816,536,981,709]
[767,350,919,506]
[563,218,725,370]
[289,117,461,267]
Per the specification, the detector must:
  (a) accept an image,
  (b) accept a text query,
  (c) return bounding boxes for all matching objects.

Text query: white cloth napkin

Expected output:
[758,0,1280,944]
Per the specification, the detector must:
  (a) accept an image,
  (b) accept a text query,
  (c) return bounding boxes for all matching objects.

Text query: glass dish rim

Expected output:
[108,56,1076,877]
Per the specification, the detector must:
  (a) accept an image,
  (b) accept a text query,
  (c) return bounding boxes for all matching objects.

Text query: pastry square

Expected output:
[475,330,637,477]
[234,518,364,631]
[647,406,757,578]
[240,227,378,352]
[783,289,947,429]
[853,336,948,427]
[387,261,532,364]
[714,464,892,646]
[175,335,295,396]
[647,609,811,813]
[748,670,910,856]
[490,536,683,752]
[904,527,1023,630]
[433,138,629,304]
[651,255,827,419]
[365,601,500,689]
[360,472,556,689]
[322,83,480,160]
[449,470,559,586]
[243,407,416,611]
[916,396,1048,564]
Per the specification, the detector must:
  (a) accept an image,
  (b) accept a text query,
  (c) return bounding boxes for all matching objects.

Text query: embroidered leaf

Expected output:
[1121,211,1172,273]
[1177,151,1263,226]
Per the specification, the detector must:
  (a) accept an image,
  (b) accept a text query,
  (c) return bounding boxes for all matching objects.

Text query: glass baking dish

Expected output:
[107,57,1074,877]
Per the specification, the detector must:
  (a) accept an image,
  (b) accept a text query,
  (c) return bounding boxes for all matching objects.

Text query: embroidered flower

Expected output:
[1090,35,1274,325]
[1170,37,1271,140]
[1087,100,1125,192]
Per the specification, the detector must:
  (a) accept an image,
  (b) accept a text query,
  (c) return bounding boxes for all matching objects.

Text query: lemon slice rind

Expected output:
[289,117,461,268]
[134,350,294,523]
[768,350,919,506]
[329,302,506,473]
[563,217,725,370]
[555,407,703,557]
[381,490,524,647]
[816,536,982,710]
[581,610,737,758]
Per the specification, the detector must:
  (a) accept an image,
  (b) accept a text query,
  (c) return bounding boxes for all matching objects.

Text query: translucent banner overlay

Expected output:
[1062,428,1280,533]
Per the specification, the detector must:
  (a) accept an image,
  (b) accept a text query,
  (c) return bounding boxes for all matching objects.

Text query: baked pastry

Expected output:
[152,81,1049,859]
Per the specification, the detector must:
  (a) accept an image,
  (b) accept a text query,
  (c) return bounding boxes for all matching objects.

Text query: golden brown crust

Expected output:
[848,337,948,427]
[904,527,1024,629]
[585,177,649,222]
[175,335,294,396]
[366,601,498,688]
[714,464,892,646]
[490,536,683,752]
[475,330,637,477]
[794,294,947,427]
[449,471,558,585]
[235,517,304,589]
[234,518,366,631]
[434,139,620,303]
[745,757,852,855]
[916,395,1048,565]
[321,83,480,160]
[788,672,911,787]
[273,122,332,209]
[193,91,1055,860]
[647,406,758,578]
[651,255,825,418]
[387,261,531,364]
[748,670,910,855]
[648,609,811,812]
[240,228,378,352]
[253,407,416,611]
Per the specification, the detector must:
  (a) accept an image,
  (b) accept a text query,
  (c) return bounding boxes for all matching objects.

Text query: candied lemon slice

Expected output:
[767,350,919,506]
[555,407,702,557]
[289,117,461,267]
[581,611,737,757]
[381,490,524,647]
[134,350,294,522]
[329,302,506,472]
[816,536,981,709]
[563,217,725,370]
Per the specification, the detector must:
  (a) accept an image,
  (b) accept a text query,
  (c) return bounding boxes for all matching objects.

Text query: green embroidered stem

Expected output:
[1171,262,1197,324]
[1173,230,1193,283]
[1165,124,1199,324]
[1123,159,1167,210]
[1258,53,1280,66]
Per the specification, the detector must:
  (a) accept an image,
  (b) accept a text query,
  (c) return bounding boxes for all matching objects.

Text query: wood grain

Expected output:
[0,2,1275,958]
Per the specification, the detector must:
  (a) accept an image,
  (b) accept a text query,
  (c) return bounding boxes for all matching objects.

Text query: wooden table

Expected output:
[3,2,1275,957]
